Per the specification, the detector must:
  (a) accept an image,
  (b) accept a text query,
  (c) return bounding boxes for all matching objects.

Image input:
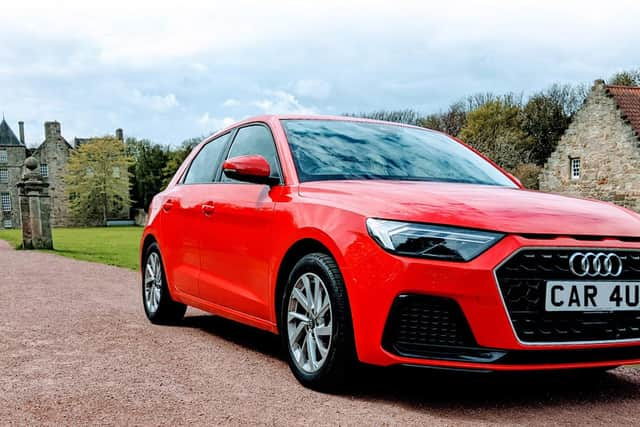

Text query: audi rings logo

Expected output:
[569,252,623,277]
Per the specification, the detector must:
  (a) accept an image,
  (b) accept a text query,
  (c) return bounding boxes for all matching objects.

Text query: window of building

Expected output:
[112,166,121,178]
[40,164,49,178]
[570,158,581,180]
[1,193,11,212]
[0,168,8,183]
[0,150,7,163]
[2,219,11,229]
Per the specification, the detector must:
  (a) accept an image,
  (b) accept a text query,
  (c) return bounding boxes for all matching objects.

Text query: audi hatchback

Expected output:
[141,115,640,390]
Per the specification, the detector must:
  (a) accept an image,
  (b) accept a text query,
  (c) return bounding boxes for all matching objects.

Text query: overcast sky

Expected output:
[1,0,639,146]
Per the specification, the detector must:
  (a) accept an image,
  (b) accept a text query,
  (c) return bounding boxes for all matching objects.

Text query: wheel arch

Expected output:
[140,233,158,270]
[274,236,352,335]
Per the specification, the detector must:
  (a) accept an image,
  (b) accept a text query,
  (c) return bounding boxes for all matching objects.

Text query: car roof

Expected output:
[214,114,434,136]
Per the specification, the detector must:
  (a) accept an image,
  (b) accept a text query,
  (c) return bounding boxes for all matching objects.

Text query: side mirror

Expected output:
[506,172,523,188]
[222,155,277,185]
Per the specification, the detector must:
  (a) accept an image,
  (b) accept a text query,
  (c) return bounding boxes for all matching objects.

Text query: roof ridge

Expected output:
[606,84,640,90]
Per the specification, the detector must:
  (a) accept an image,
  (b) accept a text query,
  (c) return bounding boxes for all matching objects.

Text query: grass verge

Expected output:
[0,227,143,271]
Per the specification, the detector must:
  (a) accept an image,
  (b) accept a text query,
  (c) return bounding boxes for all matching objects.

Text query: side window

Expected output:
[183,133,230,184]
[222,125,280,183]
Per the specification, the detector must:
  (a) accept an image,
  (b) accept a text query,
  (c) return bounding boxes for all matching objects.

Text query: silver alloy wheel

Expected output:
[144,252,163,314]
[287,272,333,373]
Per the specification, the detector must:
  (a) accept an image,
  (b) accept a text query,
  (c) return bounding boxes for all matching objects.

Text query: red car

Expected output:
[141,115,640,390]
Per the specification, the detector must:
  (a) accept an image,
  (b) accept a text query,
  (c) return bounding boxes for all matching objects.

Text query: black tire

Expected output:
[280,252,356,392]
[142,242,187,325]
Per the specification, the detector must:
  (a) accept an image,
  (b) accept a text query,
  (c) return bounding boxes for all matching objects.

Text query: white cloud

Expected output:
[189,63,209,72]
[197,113,235,132]
[1,0,640,145]
[130,90,179,112]
[222,98,241,107]
[252,90,316,114]
[294,79,331,100]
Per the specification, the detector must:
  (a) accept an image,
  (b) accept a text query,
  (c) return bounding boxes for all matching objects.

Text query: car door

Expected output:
[198,124,281,320]
[161,132,231,297]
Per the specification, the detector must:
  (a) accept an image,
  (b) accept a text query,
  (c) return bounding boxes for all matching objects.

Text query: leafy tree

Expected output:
[522,94,570,166]
[419,94,509,137]
[345,82,588,172]
[547,83,588,116]
[439,102,468,136]
[458,98,533,170]
[65,137,133,226]
[161,137,202,188]
[609,69,640,86]
[521,83,587,166]
[511,162,542,190]
[126,138,169,211]
[465,92,499,111]
[418,101,467,136]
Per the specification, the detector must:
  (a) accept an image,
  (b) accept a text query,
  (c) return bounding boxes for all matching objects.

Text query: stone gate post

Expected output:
[17,157,53,249]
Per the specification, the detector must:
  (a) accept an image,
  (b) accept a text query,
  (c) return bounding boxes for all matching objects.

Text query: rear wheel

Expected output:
[142,242,187,324]
[281,253,355,391]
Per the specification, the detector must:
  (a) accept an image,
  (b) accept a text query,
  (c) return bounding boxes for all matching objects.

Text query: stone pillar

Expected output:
[17,157,53,249]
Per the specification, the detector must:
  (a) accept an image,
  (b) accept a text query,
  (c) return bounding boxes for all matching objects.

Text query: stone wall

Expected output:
[0,145,26,228]
[540,81,640,212]
[32,122,72,226]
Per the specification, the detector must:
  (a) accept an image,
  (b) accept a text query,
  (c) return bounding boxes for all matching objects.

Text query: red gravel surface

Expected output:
[2,240,640,426]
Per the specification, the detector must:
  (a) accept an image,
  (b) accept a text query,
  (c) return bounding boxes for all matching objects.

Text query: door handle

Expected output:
[201,203,215,216]
[162,199,175,212]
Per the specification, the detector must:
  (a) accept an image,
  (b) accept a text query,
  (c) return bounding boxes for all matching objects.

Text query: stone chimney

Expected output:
[115,128,124,142]
[18,121,25,144]
[593,79,606,91]
[44,121,61,141]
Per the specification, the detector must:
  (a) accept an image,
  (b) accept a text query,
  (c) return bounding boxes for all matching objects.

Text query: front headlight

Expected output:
[366,218,504,261]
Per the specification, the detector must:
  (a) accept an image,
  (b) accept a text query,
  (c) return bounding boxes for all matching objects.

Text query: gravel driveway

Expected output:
[2,240,640,426]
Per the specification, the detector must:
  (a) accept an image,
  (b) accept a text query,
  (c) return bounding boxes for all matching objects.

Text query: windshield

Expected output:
[280,119,516,187]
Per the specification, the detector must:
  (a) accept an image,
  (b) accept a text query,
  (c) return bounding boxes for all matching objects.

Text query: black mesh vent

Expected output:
[383,294,477,359]
[496,249,640,343]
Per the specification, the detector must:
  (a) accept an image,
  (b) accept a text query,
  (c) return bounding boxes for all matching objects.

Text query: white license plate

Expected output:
[545,281,640,312]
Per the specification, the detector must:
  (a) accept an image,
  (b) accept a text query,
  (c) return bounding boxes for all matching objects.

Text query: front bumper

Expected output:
[344,234,640,370]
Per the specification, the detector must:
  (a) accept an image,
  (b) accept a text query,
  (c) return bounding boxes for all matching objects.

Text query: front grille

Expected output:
[383,294,482,360]
[496,249,640,343]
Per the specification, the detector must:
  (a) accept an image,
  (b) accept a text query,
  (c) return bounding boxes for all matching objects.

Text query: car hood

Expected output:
[298,181,640,237]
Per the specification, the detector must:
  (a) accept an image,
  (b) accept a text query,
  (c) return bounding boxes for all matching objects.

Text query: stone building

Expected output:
[32,122,73,226]
[540,80,640,212]
[0,118,27,229]
[0,118,124,229]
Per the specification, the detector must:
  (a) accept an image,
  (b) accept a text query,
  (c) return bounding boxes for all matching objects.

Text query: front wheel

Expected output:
[142,242,187,324]
[281,253,356,391]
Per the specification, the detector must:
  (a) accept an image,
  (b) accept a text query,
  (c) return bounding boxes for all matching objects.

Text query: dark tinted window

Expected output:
[222,125,280,183]
[281,120,516,187]
[183,133,230,184]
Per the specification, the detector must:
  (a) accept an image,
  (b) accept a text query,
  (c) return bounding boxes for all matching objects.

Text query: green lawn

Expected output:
[0,227,143,270]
